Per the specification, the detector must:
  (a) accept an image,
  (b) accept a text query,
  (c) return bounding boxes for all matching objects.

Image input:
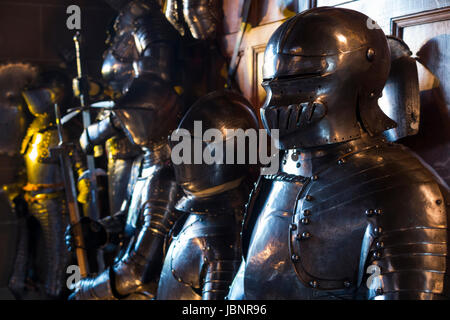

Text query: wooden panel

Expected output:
[255,0,298,25]
[252,44,267,108]
[316,0,450,34]
[220,0,306,111]
[393,10,450,184]
[221,21,284,108]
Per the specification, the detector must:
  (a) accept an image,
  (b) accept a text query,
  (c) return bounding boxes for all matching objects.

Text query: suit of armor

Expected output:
[228,7,450,300]
[20,68,74,299]
[0,63,36,298]
[69,0,185,299]
[157,91,259,300]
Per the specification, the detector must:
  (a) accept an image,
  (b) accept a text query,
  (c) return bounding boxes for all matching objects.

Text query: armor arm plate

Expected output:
[113,167,183,297]
[367,176,449,300]
[80,113,122,153]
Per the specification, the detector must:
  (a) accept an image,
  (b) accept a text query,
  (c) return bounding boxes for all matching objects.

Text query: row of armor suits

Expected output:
[0,1,448,300]
[67,2,450,300]
[66,0,255,300]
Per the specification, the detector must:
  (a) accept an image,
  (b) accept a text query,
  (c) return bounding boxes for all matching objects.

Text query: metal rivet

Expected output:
[291,153,299,161]
[309,280,318,288]
[338,158,346,165]
[312,175,319,181]
[367,48,375,61]
[303,209,311,216]
[297,232,311,240]
[301,218,310,225]
[344,281,351,288]
[369,92,376,99]
[290,223,297,231]
[373,251,381,260]
[375,209,383,216]
[291,254,299,262]
[374,227,382,235]
[376,241,384,249]
[305,195,313,201]
[365,209,374,217]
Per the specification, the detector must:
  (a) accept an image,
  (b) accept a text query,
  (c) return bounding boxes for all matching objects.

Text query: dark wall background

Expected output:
[0,0,115,77]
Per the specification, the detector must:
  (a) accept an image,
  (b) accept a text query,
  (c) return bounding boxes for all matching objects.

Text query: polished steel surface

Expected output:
[113,75,184,148]
[380,36,420,142]
[183,0,221,40]
[157,184,248,300]
[231,135,449,299]
[101,0,180,95]
[261,7,396,150]
[165,0,186,36]
[170,90,259,195]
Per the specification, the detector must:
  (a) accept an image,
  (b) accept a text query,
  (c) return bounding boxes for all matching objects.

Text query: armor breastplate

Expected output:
[123,146,181,245]
[21,118,63,187]
[239,136,449,299]
[157,185,246,300]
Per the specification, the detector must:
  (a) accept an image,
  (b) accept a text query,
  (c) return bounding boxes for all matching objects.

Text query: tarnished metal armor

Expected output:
[20,68,73,299]
[165,0,220,39]
[69,0,185,300]
[228,7,450,300]
[157,90,259,300]
[0,63,36,297]
[380,36,421,142]
[166,0,220,40]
